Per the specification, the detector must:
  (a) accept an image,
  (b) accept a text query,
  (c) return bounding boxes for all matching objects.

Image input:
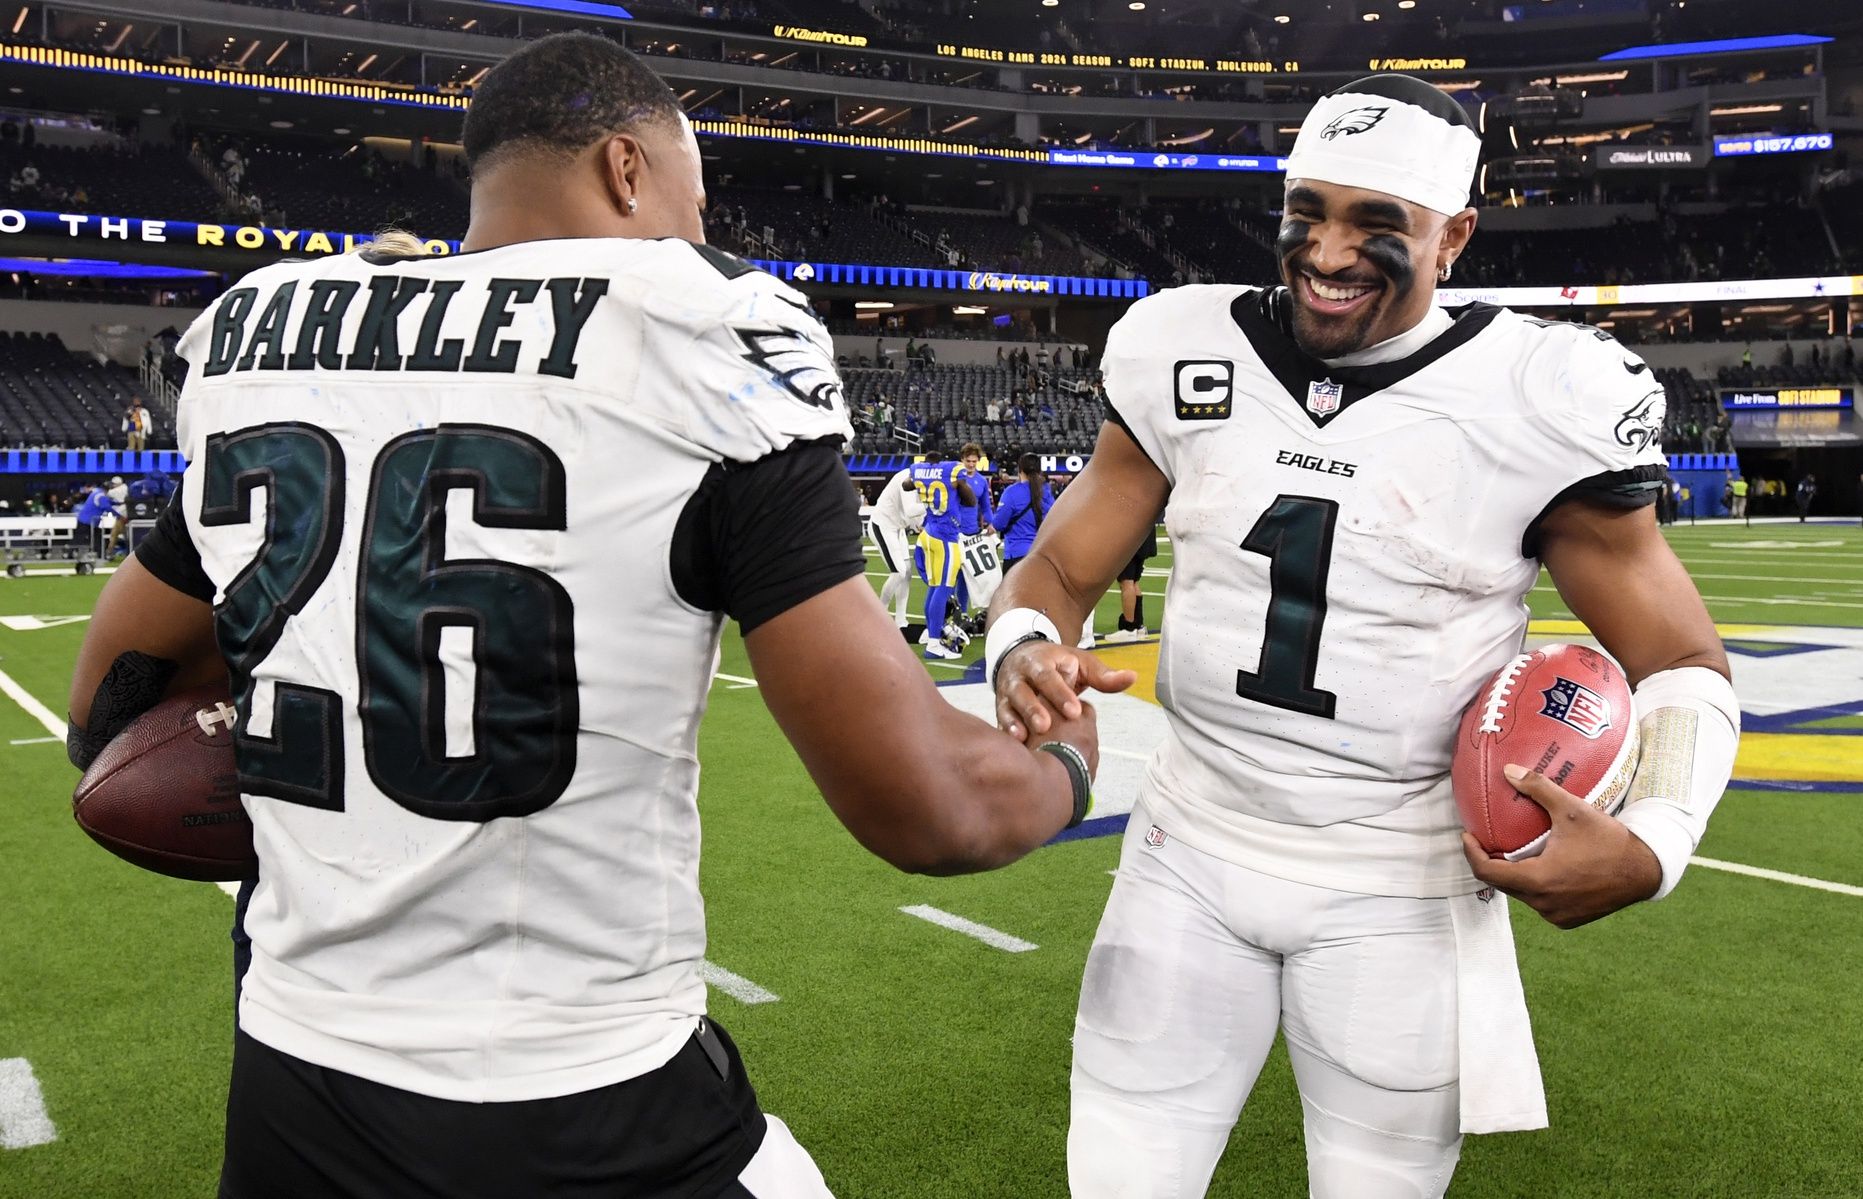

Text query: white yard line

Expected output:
[697,960,781,1005]
[899,904,1038,952]
[0,667,62,738]
[0,1059,57,1150]
[1690,856,1863,898]
[7,736,59,746]
[713,672,759,689]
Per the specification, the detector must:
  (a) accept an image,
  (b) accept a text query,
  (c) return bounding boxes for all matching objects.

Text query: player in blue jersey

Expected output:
[952,443,997,633]
[910,456,974,660]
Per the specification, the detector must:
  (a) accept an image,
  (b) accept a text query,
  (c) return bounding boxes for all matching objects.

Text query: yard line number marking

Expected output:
[0,1059,57,1150]
[899,904,1038,953]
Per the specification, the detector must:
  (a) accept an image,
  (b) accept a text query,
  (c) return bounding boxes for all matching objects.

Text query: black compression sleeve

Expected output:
[670,439,867,634]
[135,481,216,602]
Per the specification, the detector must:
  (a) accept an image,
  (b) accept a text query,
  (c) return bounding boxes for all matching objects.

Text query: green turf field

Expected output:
[2,520,1860,1197]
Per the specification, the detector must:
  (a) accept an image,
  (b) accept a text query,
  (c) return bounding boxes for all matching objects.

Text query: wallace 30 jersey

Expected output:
[1106,285,1667,898]
[168,238,853,1102]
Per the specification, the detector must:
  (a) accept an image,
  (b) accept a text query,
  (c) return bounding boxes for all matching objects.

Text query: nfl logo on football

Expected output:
[1539,676,1613,739]
[1306,378,1343,416]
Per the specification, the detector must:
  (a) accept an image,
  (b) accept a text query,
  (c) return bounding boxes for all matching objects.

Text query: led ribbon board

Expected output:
[1713,132,1834,158]
[1720,388,1853,411]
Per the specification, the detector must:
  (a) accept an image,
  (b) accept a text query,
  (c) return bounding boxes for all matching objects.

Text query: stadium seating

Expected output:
[212,138,469,240]
[0,141,222,224]
[0,331,158,449]
[841,363,1104,457]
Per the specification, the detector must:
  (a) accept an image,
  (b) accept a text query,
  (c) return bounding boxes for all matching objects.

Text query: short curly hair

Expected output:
[461,32,684,171]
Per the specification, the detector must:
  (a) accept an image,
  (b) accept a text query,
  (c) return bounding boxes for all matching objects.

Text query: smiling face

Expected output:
[1276,178,1476,359]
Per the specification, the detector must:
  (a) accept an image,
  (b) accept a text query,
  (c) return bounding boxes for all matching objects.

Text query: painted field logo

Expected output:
[1539,676,1613,739]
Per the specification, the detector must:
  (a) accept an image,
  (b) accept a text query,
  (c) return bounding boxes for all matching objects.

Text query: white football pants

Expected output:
[869,518,914,627]
[1069,809,1462,1199]
[736,1115,836,1197]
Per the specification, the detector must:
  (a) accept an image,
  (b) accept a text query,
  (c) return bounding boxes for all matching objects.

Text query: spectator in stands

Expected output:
[1796,474,1817,522]
[122,400,153,451]
[1779,341,1795,367]
[1741,343,1753,368]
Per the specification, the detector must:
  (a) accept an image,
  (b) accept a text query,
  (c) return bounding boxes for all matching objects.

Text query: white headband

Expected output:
[1285,87,1481,218]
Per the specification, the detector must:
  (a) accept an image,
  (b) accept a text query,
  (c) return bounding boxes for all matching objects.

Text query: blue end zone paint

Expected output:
[1732,779,1863,794]
[1742,702,1863,735]
[1048,812,1129,845]
[1722,641,1835,660]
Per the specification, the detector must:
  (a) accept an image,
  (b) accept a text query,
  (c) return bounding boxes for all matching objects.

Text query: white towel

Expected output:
[1448,887,1548,1134]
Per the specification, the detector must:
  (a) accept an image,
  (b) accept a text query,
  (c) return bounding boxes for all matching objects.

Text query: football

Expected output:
[71,684,256,882]
[1453,643,1640,861]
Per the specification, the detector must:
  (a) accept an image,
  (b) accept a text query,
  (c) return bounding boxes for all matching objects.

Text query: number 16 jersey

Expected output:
[1105,285,1666,898]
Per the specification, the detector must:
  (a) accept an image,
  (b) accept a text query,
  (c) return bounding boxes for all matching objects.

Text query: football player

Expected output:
[953,442,1004,631]
[67,35,1106,1199]
[910,453,975,660]
[867,465,925,632]
[985,73,1739,1198]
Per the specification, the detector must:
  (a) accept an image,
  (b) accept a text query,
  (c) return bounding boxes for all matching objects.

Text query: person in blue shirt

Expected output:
[952,442,994,623]
[909,455,974,660]
[73,485,113,557]
[993,454,1053,575]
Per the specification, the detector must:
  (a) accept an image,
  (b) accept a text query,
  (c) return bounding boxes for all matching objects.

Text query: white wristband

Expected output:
[985,608,1062,687]
[1616,666,1741,901]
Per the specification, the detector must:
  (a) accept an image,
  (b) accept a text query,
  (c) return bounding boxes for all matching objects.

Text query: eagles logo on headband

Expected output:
[1286,74,1481,218]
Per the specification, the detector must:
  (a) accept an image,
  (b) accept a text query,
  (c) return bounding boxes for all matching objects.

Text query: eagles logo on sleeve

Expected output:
[734,324,844,411]
[1613,389,1664,452]
[1318,105,1389,140]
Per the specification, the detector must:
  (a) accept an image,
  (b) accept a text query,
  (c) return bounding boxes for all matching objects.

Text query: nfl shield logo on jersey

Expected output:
[1306,378,1344,417]
[1539,677,1613,739]
[1144,825,1168,849]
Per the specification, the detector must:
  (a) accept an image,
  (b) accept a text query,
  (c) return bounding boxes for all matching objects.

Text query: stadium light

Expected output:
[1274,14,1291,23]
[1398,0,1415,7]
[856,301,896,310]
[1128,2,1145,9]
[1042,0,1058,6]
[1363,12,1381,21]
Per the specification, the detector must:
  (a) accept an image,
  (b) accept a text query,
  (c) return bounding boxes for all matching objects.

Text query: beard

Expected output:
[1287,283,1386,359]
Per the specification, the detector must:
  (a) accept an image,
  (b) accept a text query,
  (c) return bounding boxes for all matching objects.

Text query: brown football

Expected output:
[72,684,256,882]
[1453,643,1640,861]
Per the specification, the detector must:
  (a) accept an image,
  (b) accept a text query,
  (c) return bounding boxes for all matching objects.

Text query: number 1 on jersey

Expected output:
[1236,495,1338,719]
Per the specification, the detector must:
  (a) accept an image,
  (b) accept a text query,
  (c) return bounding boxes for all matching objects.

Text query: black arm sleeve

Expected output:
[1520,463,1668,559]
[669,438,868,634]
[134,480,216,602]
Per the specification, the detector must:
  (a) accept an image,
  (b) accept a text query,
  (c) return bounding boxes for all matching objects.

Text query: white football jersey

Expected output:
[870,466,925,530]
[1106,285,1667,897]
[172,239,851,1101]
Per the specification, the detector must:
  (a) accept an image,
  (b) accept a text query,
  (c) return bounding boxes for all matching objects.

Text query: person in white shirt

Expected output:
[68,34,1102,1199]
[987,72,1738,1199]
